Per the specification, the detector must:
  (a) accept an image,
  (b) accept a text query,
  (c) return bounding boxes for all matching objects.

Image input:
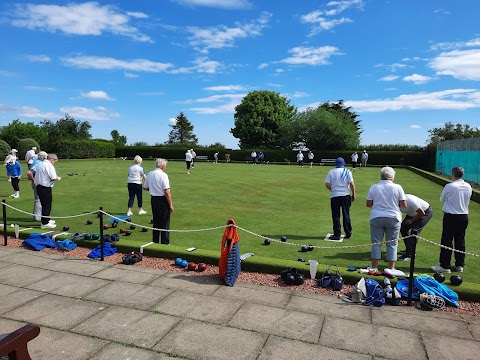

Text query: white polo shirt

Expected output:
[351,153,358,162]
[325,167,353,197]
[185,152,193,162]
[127,164,145,184]
[440,179,472,214]
[144,168,170,196]
[25,149,36,164]
[308,152,314,160]
[401,194,430,217]
[34,160,58,187]
[367,180,406,221]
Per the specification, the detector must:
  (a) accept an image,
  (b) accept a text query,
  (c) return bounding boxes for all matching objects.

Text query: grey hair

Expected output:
[452,166,464,178]
[134,155,142,164]
[37,151,48,160]
[380,166,396,180]
[47,153,58,161]
[155,158,167,168]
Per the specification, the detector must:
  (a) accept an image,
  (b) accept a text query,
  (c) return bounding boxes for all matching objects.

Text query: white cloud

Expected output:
[168,117,177,125]
[173,0,252,9]
[301,0,364,35]
[81,90,114,101]
[60,106,120,120]
[204,85,246,91]
[184,93,245,114]
[403,74,433,84]
[18,106,58,119]
[186,12,271,53]
[266,83,282,88]
[62,56,173,73]
[275,68,285,73]
[429,49,480,80]
[379,75,399,82]
[11,2,151,42]
[410,125,421,129]
[24,85,56,91]
[376,63,408,72]
[258,63,269,69]
[25,54,51,63]
[124,72,139,78]
[280,46,342,66]
[292,91,308,98]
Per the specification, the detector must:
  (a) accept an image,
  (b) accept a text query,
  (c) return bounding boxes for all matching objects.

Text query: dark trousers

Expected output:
[331,195,352,237]
[151,196,170,244]
[11,177,20,191]
[127,183,143,208]
[440,213,468,268]
[352,161,357,169]
[400,207,433,256]
[186,161,191,170]
[36,185,52,225]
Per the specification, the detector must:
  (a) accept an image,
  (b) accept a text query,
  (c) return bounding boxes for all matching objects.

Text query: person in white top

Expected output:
[325,157,355,240]
[351,151,358,170]
[191,149,197,168]
[185,150,193,174]
[308,151,314,168]
[25,146,37,169]
[296,151,304,167]
[399,194,433,261]
[127,155,147,216]
[360,150,368,168]
[214,151,219,164]
[251,150,257,165]
[34,153,61,228]
[366,166,407,272]
[144,158,174,244]
[432,166,472,274]
[10,149,18,161]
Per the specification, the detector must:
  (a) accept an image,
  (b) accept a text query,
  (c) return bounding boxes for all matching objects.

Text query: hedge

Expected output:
[18,138,40,158]
[0,139,11,159]
[55,140,115,159]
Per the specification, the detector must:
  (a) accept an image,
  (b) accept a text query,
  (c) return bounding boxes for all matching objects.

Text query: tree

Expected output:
[427,122,480,149]
[110,130,127,146]
[281,105,360,150]
[167,112,198,145]
[0,119,48,149]
[319,100,362,136]
[231,90,296,149]
[132,141,149,146]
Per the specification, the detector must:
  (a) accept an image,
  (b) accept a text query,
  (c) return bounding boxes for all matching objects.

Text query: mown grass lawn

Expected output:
[2,158,480,285]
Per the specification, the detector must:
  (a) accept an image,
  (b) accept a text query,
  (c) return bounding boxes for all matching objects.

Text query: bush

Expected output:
[0,139,11,159]
[55,140,115,158]
[18,138,40,158]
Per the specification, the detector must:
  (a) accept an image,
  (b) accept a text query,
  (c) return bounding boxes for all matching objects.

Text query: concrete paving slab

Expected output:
[40,258,111,275]
[235,281,294,295]
[228,302,323,343]
[0,264,55,287]
[422,331,480,360]
[85,281,173,310]
[72,306,180,348]
[372,308,474,339]
[212,284,291,308]
[3,251,60,267]
[320,317,427,360]
[26,272,110,298]
[153,290,243,324]
[464,314,480,325]
[3,293,105,331]
[154,318,268,360]
[0,261,10,269]
[469,323,480,340]
[113,263,169,275]
[149,273,223,295]
[0,287,44,315]
[92,266,161,284]
[90,342,185,360]
[287,293,372,323]
[258,335,373,360]
[378,303,465,321]
[29,326,109,360]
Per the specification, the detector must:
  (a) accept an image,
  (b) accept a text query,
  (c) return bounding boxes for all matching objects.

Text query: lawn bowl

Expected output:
[197,263,207,272]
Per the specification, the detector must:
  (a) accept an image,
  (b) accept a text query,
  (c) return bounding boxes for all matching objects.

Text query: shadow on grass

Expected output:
[262,234,326,241]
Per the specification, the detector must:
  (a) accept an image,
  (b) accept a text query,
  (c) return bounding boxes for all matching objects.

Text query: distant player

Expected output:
[351,151,358,171]
[360,150,368,168]
[308,151,314,168]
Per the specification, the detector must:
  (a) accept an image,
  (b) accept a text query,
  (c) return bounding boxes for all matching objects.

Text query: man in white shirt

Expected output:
[251,150,257,165]
[308,151,314,168]
[25,146,37,169]
[399,194,433,261]
[297,151,304,167]
[360,150,368,168]
[185,150,193,174]
[432,166,472,273]
[191,149,196,168]
[351,151,358,171]
[144,158,174,244]
[34,153,61,228]
[325,157,356,240]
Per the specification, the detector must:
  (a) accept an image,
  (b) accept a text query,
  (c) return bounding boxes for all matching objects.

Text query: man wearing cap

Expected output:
[27,151,47,222]
[34,153,61,229]
[10,149,18,161]
[25,146,37,169]
[325,157,356,240]
[360,150,368,168]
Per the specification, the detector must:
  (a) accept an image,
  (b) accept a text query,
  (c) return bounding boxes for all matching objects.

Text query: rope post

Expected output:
[99,207,104,261]
[407,230,419,306]
[2,200,7,246]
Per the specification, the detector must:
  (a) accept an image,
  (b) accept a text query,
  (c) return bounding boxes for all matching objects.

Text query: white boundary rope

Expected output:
[3,203,478,257]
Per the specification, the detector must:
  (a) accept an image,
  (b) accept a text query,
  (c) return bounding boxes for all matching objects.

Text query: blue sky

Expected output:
[1,0,480,149]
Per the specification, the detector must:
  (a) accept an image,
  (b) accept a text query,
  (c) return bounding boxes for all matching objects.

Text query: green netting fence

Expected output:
[436,138,480,185]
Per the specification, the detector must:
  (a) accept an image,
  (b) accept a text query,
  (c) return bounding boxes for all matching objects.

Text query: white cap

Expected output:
[11,149,18,153]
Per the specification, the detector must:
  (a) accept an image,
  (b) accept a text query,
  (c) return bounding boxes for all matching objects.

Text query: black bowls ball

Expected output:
[86,220,93,225]
[125,230,132,236]
[263,238,271,245]
[130,224,136,230]
[141,227,148,232]
[62,226,69,231]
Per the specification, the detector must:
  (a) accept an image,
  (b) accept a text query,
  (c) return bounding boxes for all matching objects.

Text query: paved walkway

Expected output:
[1,246,480,360]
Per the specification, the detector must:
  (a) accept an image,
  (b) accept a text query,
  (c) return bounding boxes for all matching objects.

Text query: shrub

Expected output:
[55,140,115,158]
[0,139,11,159]
[18,138,40,158]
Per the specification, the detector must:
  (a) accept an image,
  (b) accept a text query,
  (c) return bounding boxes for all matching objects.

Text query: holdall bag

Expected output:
[317,265,344,290]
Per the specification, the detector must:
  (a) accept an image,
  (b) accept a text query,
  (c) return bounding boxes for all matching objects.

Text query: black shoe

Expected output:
[345,234,351,239]
[399,249,407,255]
[328,235,341,240]
[398,254,412,261]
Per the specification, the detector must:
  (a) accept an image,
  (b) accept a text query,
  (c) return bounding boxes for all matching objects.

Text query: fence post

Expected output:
[99,207,104,261]
[407,230,419,305]
[2,200,7,246]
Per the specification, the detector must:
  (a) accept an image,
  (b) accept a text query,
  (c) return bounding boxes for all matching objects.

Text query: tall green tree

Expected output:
[41,114,92,151]
[281,105,360,150]
[427,122,480,149]
[319,100,362,136]
[110,129,127,146]
[167,112,198,144]
[231,90,296,149]
[0,119,48,148]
